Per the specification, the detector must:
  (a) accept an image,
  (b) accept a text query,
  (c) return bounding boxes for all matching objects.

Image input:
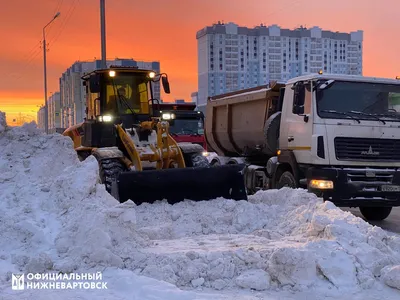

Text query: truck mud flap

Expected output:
[111,164,248,205]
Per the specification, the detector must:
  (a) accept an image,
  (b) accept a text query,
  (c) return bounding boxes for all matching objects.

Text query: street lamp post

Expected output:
[43,12,60,134]
[100,0,107,68]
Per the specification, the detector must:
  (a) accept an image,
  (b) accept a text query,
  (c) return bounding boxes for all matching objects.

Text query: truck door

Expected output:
[285,82,313,163]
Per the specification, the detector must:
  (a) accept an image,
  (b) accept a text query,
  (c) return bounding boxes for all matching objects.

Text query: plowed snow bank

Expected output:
[0,115,400,298]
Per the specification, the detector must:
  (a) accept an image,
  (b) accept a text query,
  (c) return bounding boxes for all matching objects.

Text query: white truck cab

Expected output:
[205,73,400,221]
[274,73,400,220]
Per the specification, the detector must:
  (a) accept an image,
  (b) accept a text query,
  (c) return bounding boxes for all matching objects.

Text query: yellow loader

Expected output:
[63,66,247,204]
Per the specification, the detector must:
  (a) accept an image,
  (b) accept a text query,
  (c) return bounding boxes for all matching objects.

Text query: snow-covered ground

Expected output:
[0,112,400,299]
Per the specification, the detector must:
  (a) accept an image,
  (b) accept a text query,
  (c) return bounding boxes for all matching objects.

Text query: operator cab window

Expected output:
[104,73,150,115]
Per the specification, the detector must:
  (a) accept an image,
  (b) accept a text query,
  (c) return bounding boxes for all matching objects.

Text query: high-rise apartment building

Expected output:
[37,107,45,131]
[59,58,161,128]
[47,92,61,133]
[196,22,363,111]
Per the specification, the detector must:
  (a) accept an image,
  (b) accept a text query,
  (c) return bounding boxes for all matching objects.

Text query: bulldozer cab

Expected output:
[83,66,168,127]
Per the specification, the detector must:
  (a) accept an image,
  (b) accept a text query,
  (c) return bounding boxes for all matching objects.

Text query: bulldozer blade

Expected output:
[111,164,248,205]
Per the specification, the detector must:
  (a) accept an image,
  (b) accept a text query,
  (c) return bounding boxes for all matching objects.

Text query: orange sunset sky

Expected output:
[0,0,399,124]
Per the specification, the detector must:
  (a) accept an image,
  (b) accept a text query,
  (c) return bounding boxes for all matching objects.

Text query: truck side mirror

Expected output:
[293,105,304,115]
[89,74,101,93]
[292,84,305,115]
[162,76,170,94]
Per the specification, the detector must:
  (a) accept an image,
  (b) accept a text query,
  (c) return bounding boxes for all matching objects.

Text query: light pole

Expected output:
[43,12,60,134]
[100,0,107,68]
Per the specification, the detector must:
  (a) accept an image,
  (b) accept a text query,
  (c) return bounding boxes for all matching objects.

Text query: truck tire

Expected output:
[359,206,392,221]
[184,153,210,168]
[210,159,221,167]
[277,171,297,189]
[264,111,281,156]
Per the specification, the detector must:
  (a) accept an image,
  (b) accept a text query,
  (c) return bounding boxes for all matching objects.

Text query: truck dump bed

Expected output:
[205,81,284,158]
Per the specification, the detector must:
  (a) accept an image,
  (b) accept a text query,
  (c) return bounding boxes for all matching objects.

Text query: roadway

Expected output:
[345,207,400,235]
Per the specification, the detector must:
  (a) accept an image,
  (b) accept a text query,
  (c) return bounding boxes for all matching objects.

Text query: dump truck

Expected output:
[205,73,400,221]
[157,102,207,150]
[63,66,247,204]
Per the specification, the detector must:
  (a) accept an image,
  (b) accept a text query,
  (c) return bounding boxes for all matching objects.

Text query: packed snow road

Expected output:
[345,207,400,235]
[0,113,400,299]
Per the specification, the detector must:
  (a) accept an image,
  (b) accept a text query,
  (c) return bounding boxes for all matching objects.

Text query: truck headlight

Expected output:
[309,179,334,189]
[162,113,175,120]
[98,115,113,122]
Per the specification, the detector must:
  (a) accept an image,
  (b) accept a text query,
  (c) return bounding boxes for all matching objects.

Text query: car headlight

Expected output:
[98,115,113,122]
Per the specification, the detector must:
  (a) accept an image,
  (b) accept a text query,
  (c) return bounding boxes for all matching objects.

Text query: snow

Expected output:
[0,114,400,299]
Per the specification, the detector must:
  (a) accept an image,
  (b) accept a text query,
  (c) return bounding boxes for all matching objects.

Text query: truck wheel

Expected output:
[359,207,392,221]
[277,171,297,189]
[184,153,210,168]
[210,159,221,167]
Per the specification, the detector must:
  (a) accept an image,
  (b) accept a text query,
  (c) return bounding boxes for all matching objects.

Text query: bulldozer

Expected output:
[62,66,247,205]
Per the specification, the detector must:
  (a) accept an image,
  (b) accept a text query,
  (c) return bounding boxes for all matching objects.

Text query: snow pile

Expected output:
[1,115,400,299]
[131,190,400,293]
[0,119,149,279]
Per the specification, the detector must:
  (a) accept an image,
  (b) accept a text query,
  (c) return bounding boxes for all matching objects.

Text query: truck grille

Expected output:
[334,137,400,161]
[346,169,393,184]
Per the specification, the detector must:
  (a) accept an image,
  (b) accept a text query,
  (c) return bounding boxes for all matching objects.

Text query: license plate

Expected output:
[381,185,400,192]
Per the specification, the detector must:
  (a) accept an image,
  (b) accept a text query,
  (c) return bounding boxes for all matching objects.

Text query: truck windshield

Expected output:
[169,118,204,135]
[316,80,400,122]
